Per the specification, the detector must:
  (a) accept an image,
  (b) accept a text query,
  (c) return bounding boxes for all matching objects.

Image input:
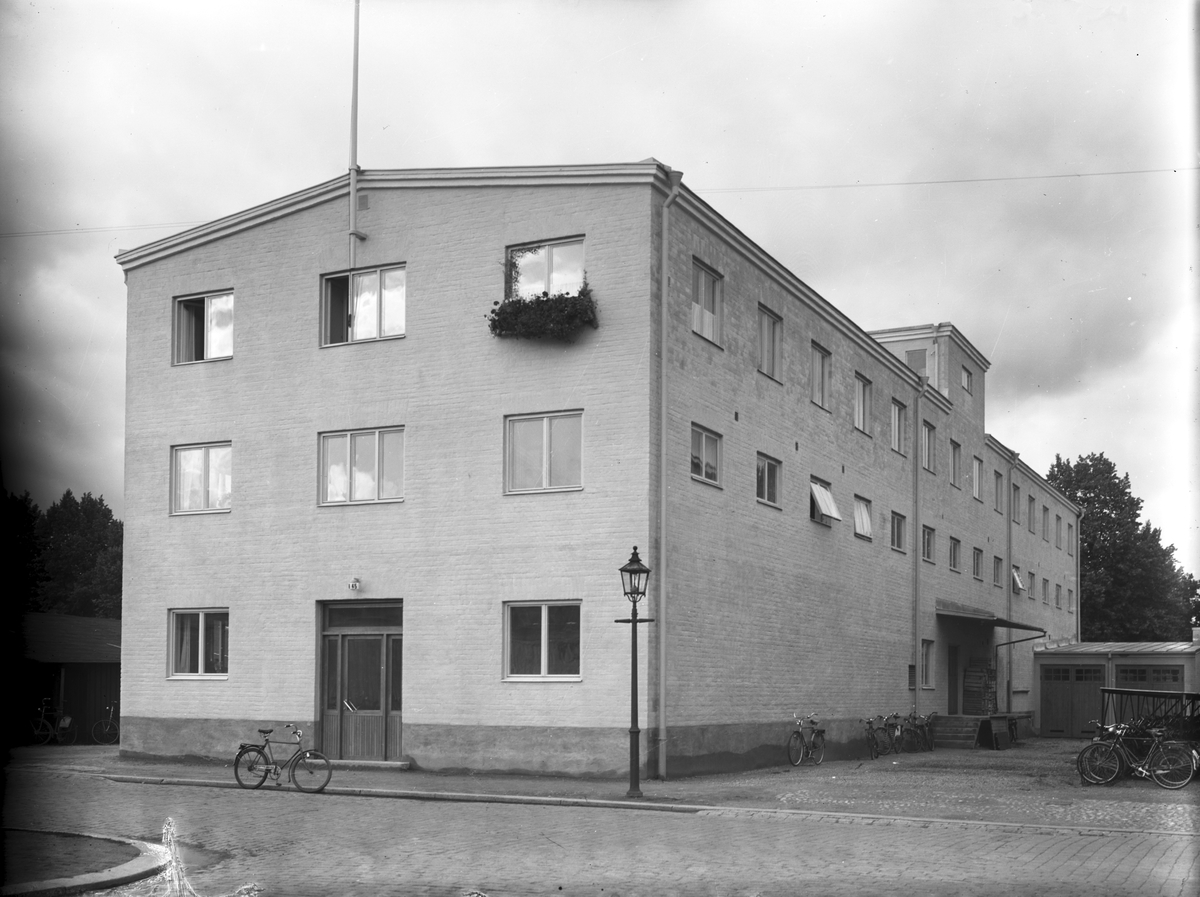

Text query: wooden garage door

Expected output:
[1115,665,1185,692]
[1041,665,1104,737]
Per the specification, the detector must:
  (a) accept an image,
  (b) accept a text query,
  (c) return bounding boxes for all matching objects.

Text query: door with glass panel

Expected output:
[320,603,403,761]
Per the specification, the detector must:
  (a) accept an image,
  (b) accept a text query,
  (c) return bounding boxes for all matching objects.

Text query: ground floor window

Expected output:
[505,602,580,679]
[170,609,228,677]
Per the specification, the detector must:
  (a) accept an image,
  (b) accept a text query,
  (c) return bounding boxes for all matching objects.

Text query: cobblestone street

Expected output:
[4,742,1197,896]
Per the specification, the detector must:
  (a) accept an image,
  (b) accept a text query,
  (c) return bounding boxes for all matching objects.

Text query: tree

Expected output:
[1047,453,1191,641]
[3,490,45,614]
[35,490,123,619]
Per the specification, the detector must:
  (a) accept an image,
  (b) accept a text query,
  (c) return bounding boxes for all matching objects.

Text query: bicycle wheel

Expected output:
[32,720,54,746]
[1077,743,1122,785]
[786,731,805,766]
[874,728,893,756]
[866,730,878,760]
[92,719,120,745]
[57,721,77,745]
[1148,744,1194,790]
[291,750,332,793]
[810,733,825,765]
[234,747,270,789]
[925,726,935,752]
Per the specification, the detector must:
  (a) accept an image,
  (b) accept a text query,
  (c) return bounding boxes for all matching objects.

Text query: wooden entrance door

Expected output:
[1041,665,1103,737]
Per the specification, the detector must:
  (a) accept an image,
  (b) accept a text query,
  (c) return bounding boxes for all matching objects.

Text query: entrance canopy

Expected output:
[935,599,1046,634]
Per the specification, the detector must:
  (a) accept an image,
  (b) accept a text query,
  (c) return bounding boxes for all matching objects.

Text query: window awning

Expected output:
[935,599,1045,633]
[809,481,842,520]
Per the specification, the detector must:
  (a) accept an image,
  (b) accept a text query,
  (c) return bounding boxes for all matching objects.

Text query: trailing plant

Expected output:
[486,280,598,342]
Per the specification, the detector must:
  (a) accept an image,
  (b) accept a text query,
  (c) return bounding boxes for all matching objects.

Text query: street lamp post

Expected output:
[616,546,653,798]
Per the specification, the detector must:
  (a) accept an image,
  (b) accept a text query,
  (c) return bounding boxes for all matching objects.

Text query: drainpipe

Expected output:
[910,382,924,716]
[347,0,364,268]
[1004,450,1019,713]
[656,168,684,781]
[1075,508,1085,643]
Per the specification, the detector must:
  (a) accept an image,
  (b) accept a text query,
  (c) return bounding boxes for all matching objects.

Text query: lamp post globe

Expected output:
[620,546,650,603]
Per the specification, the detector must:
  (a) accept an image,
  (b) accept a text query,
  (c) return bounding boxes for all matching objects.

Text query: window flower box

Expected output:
[487,282,598,342]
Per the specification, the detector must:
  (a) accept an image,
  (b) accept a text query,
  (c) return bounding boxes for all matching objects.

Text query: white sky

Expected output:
[1,0,1195,572]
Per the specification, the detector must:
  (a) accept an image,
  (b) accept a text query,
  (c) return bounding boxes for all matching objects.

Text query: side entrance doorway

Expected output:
[320,601,403,761]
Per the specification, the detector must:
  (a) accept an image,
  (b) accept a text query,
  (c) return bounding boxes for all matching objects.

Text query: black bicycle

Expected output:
[234,724,332,793]
[92,702,120,744]
[786,712,826,766]
[31,698,76,745]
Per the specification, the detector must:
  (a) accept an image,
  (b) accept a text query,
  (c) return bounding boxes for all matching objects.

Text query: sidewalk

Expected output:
[8,738,1197,835]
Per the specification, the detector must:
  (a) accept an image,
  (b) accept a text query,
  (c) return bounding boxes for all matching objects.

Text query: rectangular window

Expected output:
[1012,566,1025,594]
[758,306,781,379]
[1068,523,1075,556]
[175,292,233,363]
[172,443,232,513]
[504,602,580,679]
[921,639,934,688]
[921,422,935,472]
[756,454,781,506]
[690,424,721,485]
[1028,495,1036,532]
[961,366,973,394]
[510,239,584,299]
[854,374,872,433]
[810,343,831,408]
[972,547,983,579]
[1055,514,1063,548]
[993,556,1003,586]
[1043,578,1050,604]
[323,265,406,345]
[971,457,982,500]
[949,537,961,571]
[1055,583,1062,608]
[891,401,907,453]
[809,478,842,525]
[950,441,961,487]
[994,471,1004,512]
[321,428,405,503]
[1043,506,1050,541]
[691,260,722,343]
[921,525,935,562]
[506,412,582,493]
[1068,588,1074,613]
[853,496,873,540]
[891,512,907,552]
[170,609,229,677]
[1012,484,1021,523]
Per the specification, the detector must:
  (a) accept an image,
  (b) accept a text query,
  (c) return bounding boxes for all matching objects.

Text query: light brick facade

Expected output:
[118,161,1079,775]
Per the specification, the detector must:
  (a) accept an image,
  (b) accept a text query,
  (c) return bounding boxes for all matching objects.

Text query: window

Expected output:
[972,457,983,500]
[1068,588,1074,613]
[993,556,1003,586]
[175,292,233,363]
[809,478,841,525]
[950,441,961,487]
[972,547,983,579]
[323,265,406,345]
[690,425,721,485]
[921,639,934,687]
[1028,495,1036,532]
[891,512,907,552]
[756,454,781,506]
[854,374,872,433]
[921,422,935,472]
[504,602,580,678]
[949,537,961,571]
[1012,566,1025,594]
[853,496,873,540]
[994,471,1004,512]
[891,401,907,453]
[1042,505,1050,541]
[691,260,722,343]
[1068,522,1075,556]
[510,239,584,298]
[810,343,831,408]
[961,366,973,394]
[758,306,781,379]
[172,443,232,513]
[1055,515,1063,548]
[506,412,582,493]
[1055,583,1062,608]
[170,609,229,677]
[1012,484,1021,522]
[1043,578,1050,604]
[322,428,405,503]
[921,526,935,562]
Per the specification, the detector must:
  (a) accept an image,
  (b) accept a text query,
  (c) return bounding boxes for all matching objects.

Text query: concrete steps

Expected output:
[933,715,987,749]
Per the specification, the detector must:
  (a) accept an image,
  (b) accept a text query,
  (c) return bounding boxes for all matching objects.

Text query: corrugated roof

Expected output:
[1034,640,1200,656]
[23,613,121,664]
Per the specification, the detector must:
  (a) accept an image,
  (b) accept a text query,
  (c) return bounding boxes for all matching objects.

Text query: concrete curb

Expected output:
[0,830,168,897]
[99,773,1198,837]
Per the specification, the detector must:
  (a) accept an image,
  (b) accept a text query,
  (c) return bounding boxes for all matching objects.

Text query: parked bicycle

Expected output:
[786,712,826,766]
[92,702,120,744]
[233,724,332,793]
[1076,722,1193,790]
[31,698,76,745]
[860,717,889,759]
[915,711,937,751]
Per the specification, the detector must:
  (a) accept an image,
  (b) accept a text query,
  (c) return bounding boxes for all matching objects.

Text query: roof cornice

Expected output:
[984,433,1080,515]
[870,322,991,372]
